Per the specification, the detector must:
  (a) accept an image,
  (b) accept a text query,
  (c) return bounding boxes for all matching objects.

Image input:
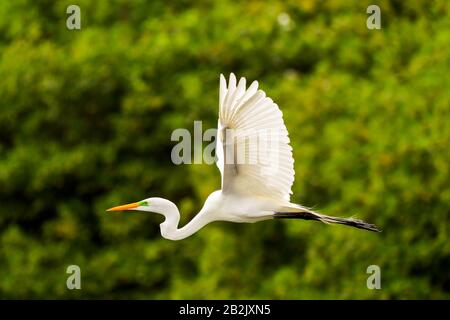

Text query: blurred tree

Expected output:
[0,0,449,298]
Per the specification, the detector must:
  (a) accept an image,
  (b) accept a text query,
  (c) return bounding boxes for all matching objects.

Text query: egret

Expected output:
[107,73,380,240]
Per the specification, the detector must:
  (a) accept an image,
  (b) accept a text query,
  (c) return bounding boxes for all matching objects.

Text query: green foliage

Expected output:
[0,0,449,299]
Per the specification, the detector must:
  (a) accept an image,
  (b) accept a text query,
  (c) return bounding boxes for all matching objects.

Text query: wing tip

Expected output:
[221,73,254,90]
[229,72,236,84]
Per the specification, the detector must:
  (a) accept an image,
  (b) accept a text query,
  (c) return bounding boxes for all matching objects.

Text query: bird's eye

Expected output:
[138,201,148,206]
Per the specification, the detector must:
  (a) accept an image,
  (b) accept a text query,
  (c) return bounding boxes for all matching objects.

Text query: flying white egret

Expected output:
[107,73,380,240]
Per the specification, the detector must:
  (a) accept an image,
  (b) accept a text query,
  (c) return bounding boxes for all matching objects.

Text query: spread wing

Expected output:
[215,73,295,201]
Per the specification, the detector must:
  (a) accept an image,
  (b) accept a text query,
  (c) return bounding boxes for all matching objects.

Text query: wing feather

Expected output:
[216,73,295,201]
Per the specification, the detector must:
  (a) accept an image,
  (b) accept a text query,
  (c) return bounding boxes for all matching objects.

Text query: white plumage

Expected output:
[107,73,380,240]
[217,73,294,202]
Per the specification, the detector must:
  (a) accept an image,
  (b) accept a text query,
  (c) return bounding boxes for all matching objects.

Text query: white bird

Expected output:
[107,73,380,240]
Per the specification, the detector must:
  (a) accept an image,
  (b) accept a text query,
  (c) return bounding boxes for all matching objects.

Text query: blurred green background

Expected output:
[0,0,449,299]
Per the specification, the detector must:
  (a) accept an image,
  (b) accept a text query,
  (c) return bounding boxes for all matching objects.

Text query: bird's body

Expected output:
[108,74,380,240]
[197,191,274,224]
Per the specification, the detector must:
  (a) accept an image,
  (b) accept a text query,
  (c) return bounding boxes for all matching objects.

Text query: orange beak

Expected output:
[106,202,140,212]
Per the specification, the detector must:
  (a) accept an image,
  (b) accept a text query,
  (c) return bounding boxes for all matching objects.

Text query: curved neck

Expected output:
[158,201,211,241]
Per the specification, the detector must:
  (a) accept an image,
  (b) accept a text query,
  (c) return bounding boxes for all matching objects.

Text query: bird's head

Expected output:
[107,197,183,240]
[107,197,173,214]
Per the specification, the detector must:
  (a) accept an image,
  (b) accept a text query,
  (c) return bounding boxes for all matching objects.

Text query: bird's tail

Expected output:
[274,205,381,233]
